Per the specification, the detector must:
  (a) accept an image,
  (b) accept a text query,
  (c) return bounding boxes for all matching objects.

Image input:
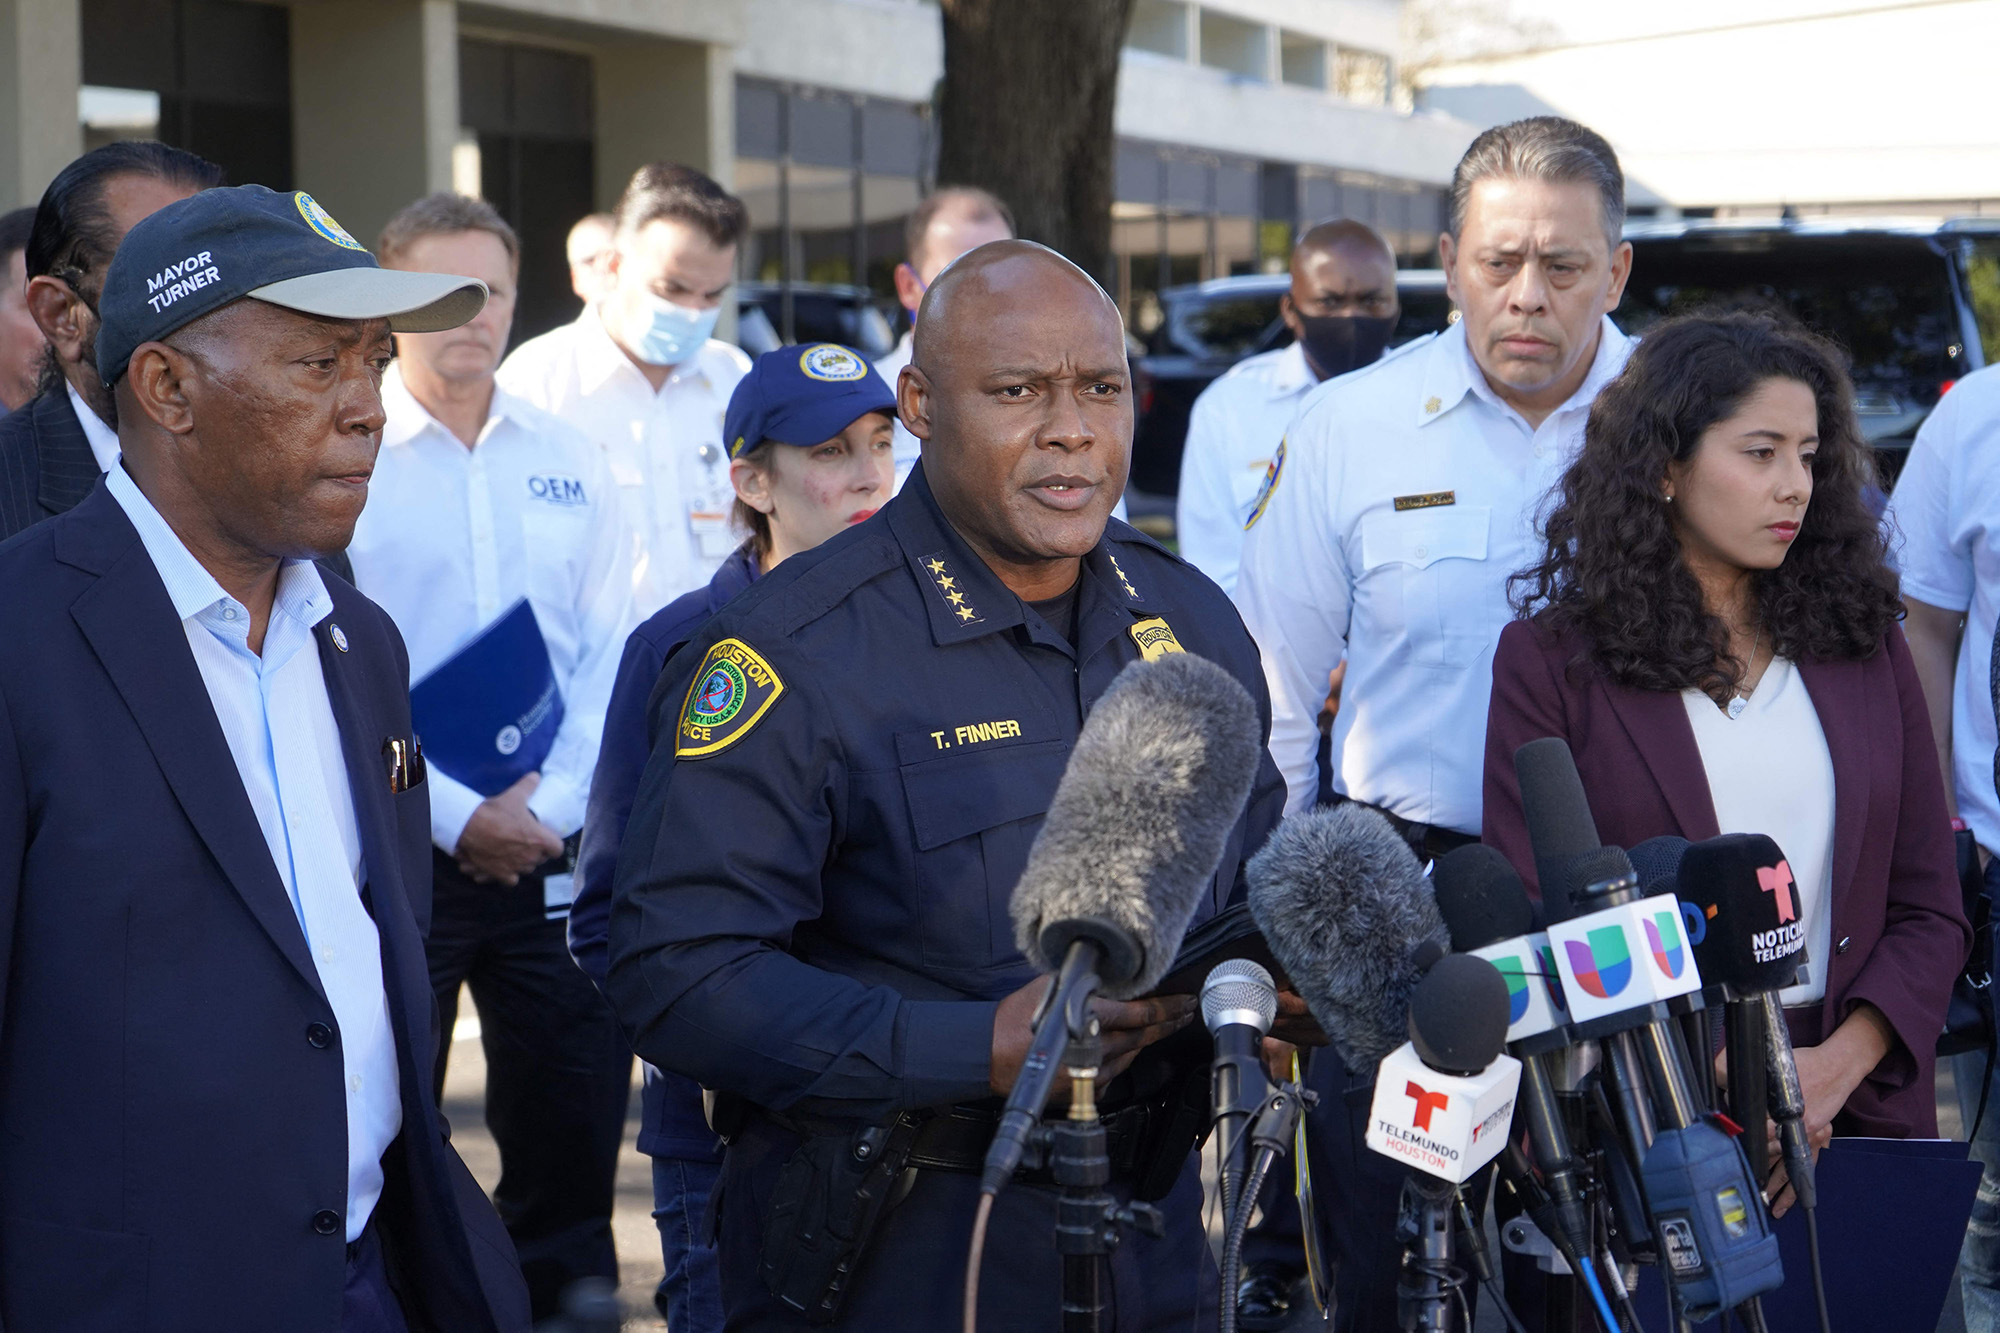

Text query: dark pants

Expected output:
[654,1155,726,1333]
[343,1222,412,1333]
[426,850,633,1320]
[715,1118,1215,1331]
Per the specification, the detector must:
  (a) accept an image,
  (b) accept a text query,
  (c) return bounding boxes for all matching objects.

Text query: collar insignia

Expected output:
[677,638,786,758]
[329,624,349,653]
[921,552,983,625]
[1424,396,1442,415]
[1129,616,1184,661]
[1106,550,1140,600]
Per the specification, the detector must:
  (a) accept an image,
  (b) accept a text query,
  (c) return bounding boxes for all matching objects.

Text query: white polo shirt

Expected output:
[1175,342,1317,595]
[1884,364,2000,851]
[348,368,635,852]
[497,306,750,618]
[1235,317,1633,827]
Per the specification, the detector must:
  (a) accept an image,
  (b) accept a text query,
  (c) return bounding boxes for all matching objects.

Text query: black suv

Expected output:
[1621,216,2000,483]
[1130,271,1457,500]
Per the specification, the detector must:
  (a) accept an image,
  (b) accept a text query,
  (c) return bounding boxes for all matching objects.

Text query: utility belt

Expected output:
[730,1082,1204,1323]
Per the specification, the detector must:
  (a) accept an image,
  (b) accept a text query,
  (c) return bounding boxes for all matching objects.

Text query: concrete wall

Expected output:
[594,33,734,206]
[0,0,81,210]
[290,0,458,247]
[734,0,939,104]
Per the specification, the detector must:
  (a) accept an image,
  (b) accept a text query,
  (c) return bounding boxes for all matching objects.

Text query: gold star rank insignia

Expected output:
[1106,552,1140,600]
[919,550,982,626]
[677,638,786,759]
[1424,396,1442,415]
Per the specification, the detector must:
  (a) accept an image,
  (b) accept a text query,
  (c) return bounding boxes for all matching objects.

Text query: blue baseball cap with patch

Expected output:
[724,343,898,459]
[96,184,488,385]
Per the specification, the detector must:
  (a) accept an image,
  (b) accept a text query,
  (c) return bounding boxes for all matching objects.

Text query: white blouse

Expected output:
[1681,656,1837,1006]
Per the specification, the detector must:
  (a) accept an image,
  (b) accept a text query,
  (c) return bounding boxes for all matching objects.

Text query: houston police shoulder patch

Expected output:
[1128,616,1185,661]
[1243,438,1286,530]
[677,638,786,759]
[799,343,869,382]
[294,193,366,251]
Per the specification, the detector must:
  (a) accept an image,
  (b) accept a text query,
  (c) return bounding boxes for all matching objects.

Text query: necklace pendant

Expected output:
[1726,694,1748,721]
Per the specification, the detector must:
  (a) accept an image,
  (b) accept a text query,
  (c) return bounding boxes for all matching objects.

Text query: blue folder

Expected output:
[410,598,565,797]
[1634,1136,1981,1331]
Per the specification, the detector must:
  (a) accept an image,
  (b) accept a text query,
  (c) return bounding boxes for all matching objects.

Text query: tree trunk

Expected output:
[935,0,1137,287]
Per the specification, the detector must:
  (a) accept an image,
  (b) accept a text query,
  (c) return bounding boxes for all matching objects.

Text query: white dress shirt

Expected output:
[1682,658,1836,1006]
[874,331,922,491]
[1884,364,2000,852]
[348,367,635,852]
[1236,317,1634,827]
[1176,342,1317,594]
[106,463,401,1243]
[496,306,750,618]
[68,381,119,472]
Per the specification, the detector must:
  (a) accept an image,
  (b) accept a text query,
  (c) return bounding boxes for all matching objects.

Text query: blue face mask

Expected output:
[619,291,721,367]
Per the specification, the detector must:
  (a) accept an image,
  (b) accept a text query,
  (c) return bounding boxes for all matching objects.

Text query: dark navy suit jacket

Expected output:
[0,486,530,1332]
[0,385,99,543]
[1484,616,1971,1137]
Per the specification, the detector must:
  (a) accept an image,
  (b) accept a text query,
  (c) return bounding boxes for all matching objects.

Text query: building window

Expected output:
[1278,31,1329,90]
[1127,0,1193,60]
[458,36,595,346]
[1334,48,1392,107]
[81,0,292,191]
[733,76,927,357]
[1198,11,1269,79]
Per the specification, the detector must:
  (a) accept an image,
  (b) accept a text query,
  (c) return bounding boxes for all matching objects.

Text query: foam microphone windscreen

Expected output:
[1675,833,1806,995]
[1246,803,1449,1069]
[1011,653,1262,998]
[1513,737,1603,921]
[1628,836,1692,898]
[1408,953,1512,1076]
[1433,844,1534,951]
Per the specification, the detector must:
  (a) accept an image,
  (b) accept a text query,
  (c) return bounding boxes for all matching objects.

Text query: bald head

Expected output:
[1283,219,1400,380]
[898,239,1130,596]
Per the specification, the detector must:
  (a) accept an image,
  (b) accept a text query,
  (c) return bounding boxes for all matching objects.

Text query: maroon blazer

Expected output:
[1482,616,1970,1137]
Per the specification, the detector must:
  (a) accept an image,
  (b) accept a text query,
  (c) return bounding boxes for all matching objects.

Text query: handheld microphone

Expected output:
[1365,953,1523,1183]
[1245,802,1450,1070]
[983,653,1262,1195]
[1203,958,1277,1217]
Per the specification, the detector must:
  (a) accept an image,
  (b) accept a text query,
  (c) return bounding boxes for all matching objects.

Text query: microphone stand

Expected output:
[1395,1173,1464,1332]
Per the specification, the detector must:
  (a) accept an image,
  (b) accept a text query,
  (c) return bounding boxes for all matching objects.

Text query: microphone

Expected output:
[1513,736,1606,921]
[983,653,1263,1195]
[1245,802,1450,1070]
[1203,958,1277,1218]
[1365,953,1523,1182]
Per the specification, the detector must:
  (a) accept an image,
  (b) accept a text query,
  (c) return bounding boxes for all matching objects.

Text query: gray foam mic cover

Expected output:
[1246,803,1449,1069]
[1010,652,1262,998]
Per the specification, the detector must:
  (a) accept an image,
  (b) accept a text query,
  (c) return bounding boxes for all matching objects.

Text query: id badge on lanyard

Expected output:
[689,437,737,558]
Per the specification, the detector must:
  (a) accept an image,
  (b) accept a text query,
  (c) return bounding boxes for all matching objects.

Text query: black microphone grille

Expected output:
[1514,737,1600,920]
[1628,836,1691,897]
[1408,953,1511,1076]
[1432,844,1533,951]
[1554,844,1636,909]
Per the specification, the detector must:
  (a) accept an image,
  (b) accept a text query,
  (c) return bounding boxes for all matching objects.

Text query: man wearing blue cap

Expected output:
[0,183,530,1332]
[569,341,894,1332]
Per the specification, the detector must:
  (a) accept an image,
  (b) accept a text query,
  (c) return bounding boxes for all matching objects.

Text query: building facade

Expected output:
[2,0,1481,342]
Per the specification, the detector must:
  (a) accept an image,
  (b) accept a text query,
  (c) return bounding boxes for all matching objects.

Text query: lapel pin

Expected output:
[1424,396,1442,415]
[330,624,349,653]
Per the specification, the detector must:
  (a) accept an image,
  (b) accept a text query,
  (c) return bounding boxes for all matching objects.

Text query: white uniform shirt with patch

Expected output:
[348,367,635,851]
[496,306,750,618]
[1176,342,1318,595]
[1235,317,1633,827]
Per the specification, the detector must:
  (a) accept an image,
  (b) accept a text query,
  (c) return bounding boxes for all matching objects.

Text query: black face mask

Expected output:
[1295,314,1397,381]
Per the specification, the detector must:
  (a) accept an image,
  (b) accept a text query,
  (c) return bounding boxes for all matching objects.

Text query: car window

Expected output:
[1170,293,1284,359]
[1621,237,1962,414]
[1966,237,2000,366]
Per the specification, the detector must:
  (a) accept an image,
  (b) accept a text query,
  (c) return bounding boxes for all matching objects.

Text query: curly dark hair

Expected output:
[1511,310,1901,699]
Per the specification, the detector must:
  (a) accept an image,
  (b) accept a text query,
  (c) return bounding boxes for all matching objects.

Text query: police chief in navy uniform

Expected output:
[604,240,1288,1329]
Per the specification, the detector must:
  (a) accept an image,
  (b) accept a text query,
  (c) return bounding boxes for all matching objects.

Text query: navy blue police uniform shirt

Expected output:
[604,464,1286,1125]
[572,542,759,1160]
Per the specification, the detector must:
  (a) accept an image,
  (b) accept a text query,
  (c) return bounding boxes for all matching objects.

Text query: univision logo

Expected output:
[1564,927,1632,999]
[1645,911,1687,978]
[1496,957,1532,1023]
[1538,944,1569,1014]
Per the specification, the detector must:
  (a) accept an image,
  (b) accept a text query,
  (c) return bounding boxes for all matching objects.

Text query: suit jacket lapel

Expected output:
[67,516,326,1000]
[35,388,104,516]
[1602,679,1724,842]
[1798,657,1869,903]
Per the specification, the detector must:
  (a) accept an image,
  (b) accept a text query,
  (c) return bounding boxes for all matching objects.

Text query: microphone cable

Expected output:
[961,1191,993,1333]
[1803,1204,1832,1333]
[1575,1254,1623,1333]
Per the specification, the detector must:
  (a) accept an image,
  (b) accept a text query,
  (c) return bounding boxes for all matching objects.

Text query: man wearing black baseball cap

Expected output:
[0,184,528,1332]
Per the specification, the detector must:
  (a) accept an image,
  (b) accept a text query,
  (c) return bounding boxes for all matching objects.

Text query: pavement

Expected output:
[444,1003,1978,1332]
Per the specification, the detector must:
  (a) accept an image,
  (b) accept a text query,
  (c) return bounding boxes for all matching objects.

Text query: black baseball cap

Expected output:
[96,184,487,385]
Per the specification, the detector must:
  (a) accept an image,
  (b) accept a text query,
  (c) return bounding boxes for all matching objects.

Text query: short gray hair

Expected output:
[1448,116,1625,250]
[377,193,519,270]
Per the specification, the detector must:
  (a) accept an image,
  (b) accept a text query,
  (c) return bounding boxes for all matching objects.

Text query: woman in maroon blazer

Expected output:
[1484,312,1969,1151]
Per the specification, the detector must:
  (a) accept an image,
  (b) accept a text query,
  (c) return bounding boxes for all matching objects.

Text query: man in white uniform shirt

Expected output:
[1177,218,1401,595]
[499,163,751,618]
[349,195,635,1322]
[1884,364,2000,1330]
[876,186,1015,488]
[1233,117,1634,1333]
